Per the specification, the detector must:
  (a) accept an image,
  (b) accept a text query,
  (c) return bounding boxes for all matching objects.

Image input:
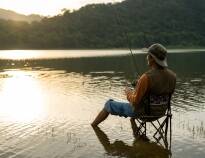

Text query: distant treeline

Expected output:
[0,0,205,49]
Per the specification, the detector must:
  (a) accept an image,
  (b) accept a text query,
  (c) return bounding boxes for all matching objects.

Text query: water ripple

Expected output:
[0,64,204,157]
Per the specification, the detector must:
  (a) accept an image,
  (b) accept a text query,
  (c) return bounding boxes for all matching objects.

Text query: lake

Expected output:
[0,49,204,158]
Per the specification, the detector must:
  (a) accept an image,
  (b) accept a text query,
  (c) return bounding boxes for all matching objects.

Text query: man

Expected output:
[91,43,176,127]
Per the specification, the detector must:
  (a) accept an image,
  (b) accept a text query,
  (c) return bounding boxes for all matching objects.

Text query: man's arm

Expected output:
[125,74,149,107]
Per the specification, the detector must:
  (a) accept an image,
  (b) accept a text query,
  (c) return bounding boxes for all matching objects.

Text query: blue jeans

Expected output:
[104,99,137,118]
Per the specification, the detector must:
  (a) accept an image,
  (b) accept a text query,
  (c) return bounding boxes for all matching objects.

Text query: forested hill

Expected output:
[0,0,205,49]
[0,8,42,22]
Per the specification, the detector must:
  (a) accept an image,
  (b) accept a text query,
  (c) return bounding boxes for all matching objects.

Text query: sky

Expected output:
[0,0,122,16]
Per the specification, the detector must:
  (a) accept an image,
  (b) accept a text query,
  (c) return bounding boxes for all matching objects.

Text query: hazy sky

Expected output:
[0,0,122,16]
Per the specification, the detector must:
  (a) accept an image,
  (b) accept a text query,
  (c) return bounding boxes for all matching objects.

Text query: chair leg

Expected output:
[165,117,169,139]
[145,122,147,136]
[135,116,172,151]
[169,115,172,152]
[153,120,165,140]
[152,119,168,148]
[164,117,169,149]
[135,119,146,136]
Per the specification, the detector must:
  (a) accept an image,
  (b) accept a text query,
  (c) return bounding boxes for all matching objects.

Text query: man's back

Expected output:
[146,68,176,95]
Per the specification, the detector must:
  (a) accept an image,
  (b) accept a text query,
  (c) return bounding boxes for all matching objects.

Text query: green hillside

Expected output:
[0,8,42,23]
[0,0,204,49]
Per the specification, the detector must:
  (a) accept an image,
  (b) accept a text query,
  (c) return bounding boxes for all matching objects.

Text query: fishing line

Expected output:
[111,0,141,81]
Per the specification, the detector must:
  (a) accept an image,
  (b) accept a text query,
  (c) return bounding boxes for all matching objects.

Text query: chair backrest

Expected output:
[145,93,171,117]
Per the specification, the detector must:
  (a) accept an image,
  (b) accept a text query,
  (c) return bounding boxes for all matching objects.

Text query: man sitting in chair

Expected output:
[91,43,176,127]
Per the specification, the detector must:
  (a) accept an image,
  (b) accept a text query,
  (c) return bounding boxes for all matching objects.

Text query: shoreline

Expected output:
[0,46,205,51]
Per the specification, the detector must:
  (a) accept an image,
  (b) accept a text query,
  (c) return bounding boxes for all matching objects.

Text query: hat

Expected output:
[148,43,168,67]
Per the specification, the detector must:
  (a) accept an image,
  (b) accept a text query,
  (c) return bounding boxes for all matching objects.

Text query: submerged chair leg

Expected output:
[135,115,172,151]
[152,118,169,148]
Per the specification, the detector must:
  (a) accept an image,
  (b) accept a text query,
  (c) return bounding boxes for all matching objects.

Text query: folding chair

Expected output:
[134,93,172,149]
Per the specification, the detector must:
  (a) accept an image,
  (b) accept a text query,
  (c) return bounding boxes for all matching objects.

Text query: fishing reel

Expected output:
[131,79,137,87]
[131,74,140,88]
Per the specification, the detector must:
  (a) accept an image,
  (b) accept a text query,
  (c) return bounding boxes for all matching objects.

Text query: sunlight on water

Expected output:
[0,71,45,122]
[0,49,204,60]
[0,50,38,60]
[0,50,204,158]
[0,50,132,60]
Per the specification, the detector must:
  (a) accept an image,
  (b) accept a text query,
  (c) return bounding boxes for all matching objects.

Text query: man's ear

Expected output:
[149,55,155,63]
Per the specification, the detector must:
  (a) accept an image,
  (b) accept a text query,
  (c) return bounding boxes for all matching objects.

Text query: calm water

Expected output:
[0,50,204,158]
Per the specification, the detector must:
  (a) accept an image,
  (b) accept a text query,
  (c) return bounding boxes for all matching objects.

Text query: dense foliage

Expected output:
[0,0,205,49]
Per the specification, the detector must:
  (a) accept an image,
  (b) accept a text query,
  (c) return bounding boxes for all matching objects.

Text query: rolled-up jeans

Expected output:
[104,99,137,118]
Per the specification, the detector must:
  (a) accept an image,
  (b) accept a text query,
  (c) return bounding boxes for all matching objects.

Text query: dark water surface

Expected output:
[0,50,204,158]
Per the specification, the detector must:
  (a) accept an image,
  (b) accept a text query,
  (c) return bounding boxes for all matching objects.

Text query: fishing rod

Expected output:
[111,0,141,85]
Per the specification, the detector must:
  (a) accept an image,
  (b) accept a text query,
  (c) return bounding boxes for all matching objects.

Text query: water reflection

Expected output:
[1,51,205,78]
[173,77,205,112]
[0,50,204,158]
[93,126,170,158]
[0,70,45,122]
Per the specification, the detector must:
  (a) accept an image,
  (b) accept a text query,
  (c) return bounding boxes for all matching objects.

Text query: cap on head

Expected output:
[148,43,168,67]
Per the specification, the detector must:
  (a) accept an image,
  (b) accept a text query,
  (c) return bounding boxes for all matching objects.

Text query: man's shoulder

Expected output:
[139,73,150,80]
[143,69,153,76]
[144,68,176,76]
[138,73,151,86]
[143,68,176,82]
[166,68,176,78]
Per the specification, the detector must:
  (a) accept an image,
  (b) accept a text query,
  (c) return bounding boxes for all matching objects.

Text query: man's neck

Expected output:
[151,64,164,70]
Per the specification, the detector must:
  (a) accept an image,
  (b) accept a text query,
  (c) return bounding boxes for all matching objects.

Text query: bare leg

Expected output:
[91,109,109,127]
